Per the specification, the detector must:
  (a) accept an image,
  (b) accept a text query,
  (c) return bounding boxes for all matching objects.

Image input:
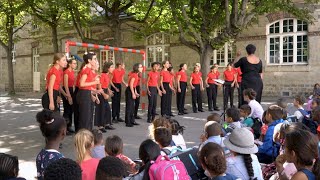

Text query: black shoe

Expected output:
[184,108,187,111]
[155,113,159,115]
[132,122,140,125]
[105,125,115,130]
[214,107,220,111]
[126,124,133,127]
[135,116,142,119]
[198,109,205,112]
[178,112,184,115]
[99,128,107,133]
[193,110,198,113]
[209,109,214,111]
[169,114,175,117]
[147,119,152,123]
[67,127,75,133]
[117,118,124,122]
[183,111,188,114]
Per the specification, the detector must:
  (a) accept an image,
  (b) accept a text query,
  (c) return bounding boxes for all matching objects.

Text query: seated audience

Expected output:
[91,129,105,159]
[240,104,254,127]
[154,127,177,155]
[199,142,240,180]
[35,110,66,180]
[96,156,127,180]
[105,135,137,175]
[257,105,284,164]
[243,88,264,120]
[149,117,172,139]
[44,158,82,180]
[200,121,225,150]
[74,129,99,180]
[170,119,187,149]
[292,95,307,122]
[225,107,242,133]
[0,153,26,180]
[224,128,263,180]
[207,113,221,122]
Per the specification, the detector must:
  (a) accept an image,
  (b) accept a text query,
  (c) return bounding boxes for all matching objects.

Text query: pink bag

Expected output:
[149,155,190,180]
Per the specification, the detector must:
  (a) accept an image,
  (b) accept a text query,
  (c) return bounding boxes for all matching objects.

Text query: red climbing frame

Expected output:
[65,40,147,110]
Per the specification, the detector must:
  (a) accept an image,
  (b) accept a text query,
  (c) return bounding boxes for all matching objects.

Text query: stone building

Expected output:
[1,3,320,97]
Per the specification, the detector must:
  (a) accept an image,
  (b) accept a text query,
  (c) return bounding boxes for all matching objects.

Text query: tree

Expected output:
[166,0,317,76]
[0,1,28,95]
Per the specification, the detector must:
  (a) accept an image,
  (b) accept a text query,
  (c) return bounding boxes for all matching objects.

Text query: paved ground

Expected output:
[0,92,297,179]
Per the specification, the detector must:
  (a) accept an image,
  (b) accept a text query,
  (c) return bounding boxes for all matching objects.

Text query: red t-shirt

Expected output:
[169,73,175,86]
[112,68,125,84]
[100,73,110,89]
[79,66,95,90]
[46,66,63,91]
[176,70,187,82]
[63,69,75,88]
[128,72,141,86]
[80,158,99,180]
[160,70,171,83]
[224,69,236,82]
[128,72,139,88]
[235,68,242,83]
[191,72,202,84]
[148,71,159,87]
[207,71,220,84]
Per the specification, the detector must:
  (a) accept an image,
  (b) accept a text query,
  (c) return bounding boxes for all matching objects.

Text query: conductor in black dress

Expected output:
[234,44,263,104]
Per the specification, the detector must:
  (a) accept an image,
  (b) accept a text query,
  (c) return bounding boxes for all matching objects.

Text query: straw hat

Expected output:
[223,128,258,154]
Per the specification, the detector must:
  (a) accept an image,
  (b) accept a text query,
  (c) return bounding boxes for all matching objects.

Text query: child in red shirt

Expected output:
[190,65,204,113]
[205,65,221,111]
[223,63,236,109]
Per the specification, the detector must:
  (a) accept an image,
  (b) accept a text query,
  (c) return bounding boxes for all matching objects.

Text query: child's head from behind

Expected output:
[92,129,103,146]
[105,135,123,156]
[204,121,222,138]
[277,98,287,109]
[169,119,185,135]
[154,127,172,148]
[44,158,82,180]
[226,107,240,123]
[207,113,221,123]
[266,105,283,123]
[36,109,66,142]
[293,94,305,107]
[96,156,126,180]
[149,117,172,139]
[239,104,251,118]
[199,142,226,177]
[74,129,94,162]
[0,153,19,179]
[243,88,256,102]
[312,98,320,110]
[139,139,161,164]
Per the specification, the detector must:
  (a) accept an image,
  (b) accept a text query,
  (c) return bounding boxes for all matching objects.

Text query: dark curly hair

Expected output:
[96,156,126,180]
[243,88,257,100]
[0,153,19,180]
[199,142,226,176]
[44,158,82,180]
[169,119,185,135]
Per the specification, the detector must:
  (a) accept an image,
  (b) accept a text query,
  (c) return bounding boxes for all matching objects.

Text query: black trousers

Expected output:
[177,82,187,113]
[62,87,74,128]
[224,81,235,108]
[148,86,158,121]
[125,87,135,125]
[42,90,60,111]
[207,83,218,110]
[134,86,140,117]
[77,89,94,130]
[95,89,112,127]
[111,83,121,119]
[191,84,203,112]
[241,77,263,104]
[161,83,172,116]
[237,82,242,108]
[73,87,80,132]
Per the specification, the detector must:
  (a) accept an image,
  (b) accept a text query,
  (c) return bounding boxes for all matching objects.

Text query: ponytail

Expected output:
[313,158,320,179]
[179,63,185,72]
[242,154,257,180]
[142,161,153,180]
[79,62,86,71]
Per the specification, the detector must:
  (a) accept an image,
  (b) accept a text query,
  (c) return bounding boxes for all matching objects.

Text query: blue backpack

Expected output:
[298,109,318,134]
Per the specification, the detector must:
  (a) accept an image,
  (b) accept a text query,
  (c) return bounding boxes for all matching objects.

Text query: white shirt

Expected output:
[172,134,187,150]
[293,107,304,122]
[248,100,264,120]
[226,154,263,180]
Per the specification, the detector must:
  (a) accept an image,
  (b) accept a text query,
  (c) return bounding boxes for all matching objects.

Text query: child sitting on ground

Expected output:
[293,94,307,122]
[105,135,137,175]
[225,107,242,133]
[169,119,187,149]
[36,110,66,180]
[96,156,127,180]
[91,129,105,159]
[200,121,225,151]
[74,129,100,180]
[207,113,221,122]
[239,104,254,127]
[257,105,284,164]
[154,127,178,155]
[0,153,26,180]
[44,158,82,180]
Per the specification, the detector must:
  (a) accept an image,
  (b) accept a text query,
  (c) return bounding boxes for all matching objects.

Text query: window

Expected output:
[210,43,236,66]
[99,50,114,71]
[267,19,308,65]
[32,47,40,72]
[146,33,170,67]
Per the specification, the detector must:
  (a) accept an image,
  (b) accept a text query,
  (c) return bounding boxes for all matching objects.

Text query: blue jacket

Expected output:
[258,119,284,157]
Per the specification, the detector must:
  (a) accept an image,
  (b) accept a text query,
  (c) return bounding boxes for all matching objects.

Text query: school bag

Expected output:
[298,109,318,134]
[251,118,263,139]
[149,155,190,180]
[161,147,207,180]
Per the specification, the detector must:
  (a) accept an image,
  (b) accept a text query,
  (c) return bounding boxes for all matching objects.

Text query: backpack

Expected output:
[149,155,190,180]
[298,109,318,134]
[251,118,263,139]
[161,147,207,180]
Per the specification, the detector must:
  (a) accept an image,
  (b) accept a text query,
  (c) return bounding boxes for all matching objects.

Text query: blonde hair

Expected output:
[148,117,172,139]
[49,53,66,68]
[74,129,94,162]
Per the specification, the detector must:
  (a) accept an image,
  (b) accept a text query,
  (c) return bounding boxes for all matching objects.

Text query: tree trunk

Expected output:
[51,24,59,53]
[199,44,213,80]
[111,20,122,63]
[7,16,15,95]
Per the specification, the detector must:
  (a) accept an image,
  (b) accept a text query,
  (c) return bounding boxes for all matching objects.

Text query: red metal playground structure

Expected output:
[65,40,147,110]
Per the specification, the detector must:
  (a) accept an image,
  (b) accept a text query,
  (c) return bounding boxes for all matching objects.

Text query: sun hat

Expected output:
[223,128,258,154]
